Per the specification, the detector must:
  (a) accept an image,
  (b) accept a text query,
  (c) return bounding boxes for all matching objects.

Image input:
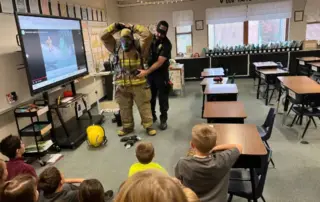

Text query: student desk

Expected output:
[297,57,320,76]
[203,101,247,123]
[256,68,289,105]
[213,124,267,202]
[200,77,228,92]
[309,62,320,73]
[253,61,278,69]
[201,68,225,78]
[204,84,238,102]
[277,76,320,125]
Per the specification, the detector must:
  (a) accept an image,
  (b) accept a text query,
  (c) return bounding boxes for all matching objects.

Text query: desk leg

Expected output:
[276,86,282,114]
[265,82,269,106]
[256,74,261,99]
[282,95,290,125]
[202,94,205,118]
[250,168,257,202]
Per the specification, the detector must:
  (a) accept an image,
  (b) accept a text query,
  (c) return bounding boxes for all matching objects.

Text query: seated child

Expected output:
[38,166,84,202]
[0,135,37,180]
[79,179,114,202]
[128,141,167,177]
[0,160,8,184]
[0,174,39,202]
[175,124,242,202]
[116,170,187,202]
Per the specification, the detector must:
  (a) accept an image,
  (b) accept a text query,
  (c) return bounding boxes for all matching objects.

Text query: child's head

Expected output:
[182,187,200,202]
[38,167,65,195]
[115,170,187,202]
[0,135,25,159]
[191,124,217,155]
[79,179,105,202]
[135,142,154,164]
[0,174,38,202]
[0,160,8,183]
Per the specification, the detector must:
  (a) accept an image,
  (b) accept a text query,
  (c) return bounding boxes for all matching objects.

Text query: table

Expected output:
[253,61,278,69]
[309,62,320,73]
[256,68,289,105]
[297,57,320,76]
[277,76,320,127]
[213,124,267,202]
[204,84,238,102]
[200,77,228,92]
[201,68,225,78]
[203,101,247,123]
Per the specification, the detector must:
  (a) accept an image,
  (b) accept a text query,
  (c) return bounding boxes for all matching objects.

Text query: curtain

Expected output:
[172,10,194,27]
[305,0,320,22]
[247,0,292,21]
[206,5,247,24]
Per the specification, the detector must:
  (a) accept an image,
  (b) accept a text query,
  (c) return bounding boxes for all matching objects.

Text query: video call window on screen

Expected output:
[16,15,88,94]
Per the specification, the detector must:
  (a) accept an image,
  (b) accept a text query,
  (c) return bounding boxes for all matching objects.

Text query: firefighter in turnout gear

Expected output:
[101,23,156,136]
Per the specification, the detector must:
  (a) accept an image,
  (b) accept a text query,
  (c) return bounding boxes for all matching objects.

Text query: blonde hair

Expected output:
[191,124,217,154]
[135,142,154,164]
[115,170,187,202]
[182,187,200,202]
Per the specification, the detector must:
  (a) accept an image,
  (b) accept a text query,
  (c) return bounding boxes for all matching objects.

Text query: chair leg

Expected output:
[311,117,317,128]
[270,158,275,168]
[301,118,311,139]
[268,88,275,104]
[227,194,233,202]
[261,195,266,202]
[287,104,294,115]
[290,115,298,127]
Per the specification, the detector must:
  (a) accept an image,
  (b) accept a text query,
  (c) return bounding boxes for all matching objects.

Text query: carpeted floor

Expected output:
[36,79,320,202]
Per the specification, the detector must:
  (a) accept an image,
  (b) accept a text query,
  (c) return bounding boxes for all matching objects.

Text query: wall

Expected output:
[0,0,119,145]
[119,0,307,56]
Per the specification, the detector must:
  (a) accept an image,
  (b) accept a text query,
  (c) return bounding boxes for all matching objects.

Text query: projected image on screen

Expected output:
[39,30,78,79]
[17,15,88,93]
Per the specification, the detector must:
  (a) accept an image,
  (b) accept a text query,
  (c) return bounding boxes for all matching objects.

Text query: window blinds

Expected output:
[172,10,194,27]
[247,0,292,21]
[206,5,247,24]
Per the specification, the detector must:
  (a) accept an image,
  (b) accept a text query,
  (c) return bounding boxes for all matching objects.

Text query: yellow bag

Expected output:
[86,125,107,147]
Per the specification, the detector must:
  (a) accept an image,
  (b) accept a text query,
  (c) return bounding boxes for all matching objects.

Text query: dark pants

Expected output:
[148,75,169,122]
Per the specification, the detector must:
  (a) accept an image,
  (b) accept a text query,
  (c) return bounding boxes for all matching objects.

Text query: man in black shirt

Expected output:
[137,21,172,130]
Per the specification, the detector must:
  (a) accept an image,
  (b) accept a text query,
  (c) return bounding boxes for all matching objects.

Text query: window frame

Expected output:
[175,25,193,55]
[207,18,289,47]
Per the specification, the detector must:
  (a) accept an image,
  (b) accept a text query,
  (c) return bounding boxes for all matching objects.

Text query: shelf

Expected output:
[24,140,53,154]
[14,106,49,117]
[20,122,52,137]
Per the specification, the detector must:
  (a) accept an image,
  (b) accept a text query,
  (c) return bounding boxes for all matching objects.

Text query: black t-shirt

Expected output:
[148,36,172,79]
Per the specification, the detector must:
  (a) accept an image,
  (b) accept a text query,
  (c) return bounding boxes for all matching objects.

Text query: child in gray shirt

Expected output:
[175,124,242,202]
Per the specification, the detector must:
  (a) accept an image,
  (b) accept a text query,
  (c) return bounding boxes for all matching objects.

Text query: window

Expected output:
[248,19,287,44]
[306,23,320,40]
[176,25,192,55]
[208,22,244,49]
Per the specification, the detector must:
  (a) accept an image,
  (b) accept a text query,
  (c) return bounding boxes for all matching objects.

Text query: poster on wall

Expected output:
[87,7,92,21]
[28,0,40,14]
[59,0,67,17]
[15,0,27,12]
[40,0,49,15]
[98,10,102,21]
[75,5,81,19]
[50,0,59,16]
[81,7,87,20]
[102,10,105,22]
[92,8,97,21]
[67,4,75,18]
[0,0,14,13]
[81,21,94,73]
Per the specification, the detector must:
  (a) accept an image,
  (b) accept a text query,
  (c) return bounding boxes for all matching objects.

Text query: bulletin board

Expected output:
[0,13,35,115]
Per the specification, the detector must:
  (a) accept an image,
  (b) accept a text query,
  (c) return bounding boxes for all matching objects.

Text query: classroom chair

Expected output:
[256,108,276,168]
[229,73,236,84]
[228,148,271,202]
[290,96,320,140]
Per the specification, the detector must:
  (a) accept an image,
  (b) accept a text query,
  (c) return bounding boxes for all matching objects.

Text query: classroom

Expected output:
[0,0,320,202]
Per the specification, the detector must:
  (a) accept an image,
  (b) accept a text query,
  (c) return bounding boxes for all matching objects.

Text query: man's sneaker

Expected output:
[117,128,134,136]
[159,121,168,130]
[146,127,157,136]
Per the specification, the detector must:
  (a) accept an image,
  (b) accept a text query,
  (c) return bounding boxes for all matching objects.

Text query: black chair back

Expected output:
[256,148,271,197]
[230,73,236,84]
[311,72,320,84]
[262,108,276,141]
